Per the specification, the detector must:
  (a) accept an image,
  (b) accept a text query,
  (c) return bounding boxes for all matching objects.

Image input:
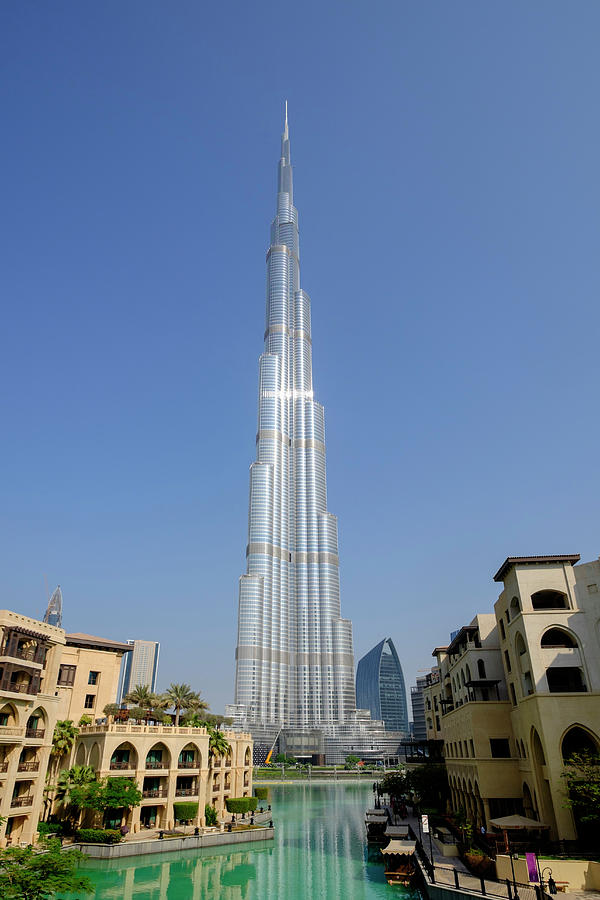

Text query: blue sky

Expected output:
[1,1,599,713]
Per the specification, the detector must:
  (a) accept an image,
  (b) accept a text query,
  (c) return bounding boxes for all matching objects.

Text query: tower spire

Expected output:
[284,100,288,139]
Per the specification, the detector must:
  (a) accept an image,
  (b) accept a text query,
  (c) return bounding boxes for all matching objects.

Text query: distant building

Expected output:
[118,640,160,702]
[410,676,427,741]
[356,638,409,733]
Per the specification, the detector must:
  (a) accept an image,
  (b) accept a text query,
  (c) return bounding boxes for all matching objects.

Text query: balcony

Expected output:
[142,788,167,798]
[11,795,33,808]
[0,726,25,739]
[178,760,198,769]
[110,761,134,770]
[0,680,36,695]
[18,761,39,772]
[0,761,9,773]
[25,728,45,739]
[145,761,166,770]
[175,788,196,797]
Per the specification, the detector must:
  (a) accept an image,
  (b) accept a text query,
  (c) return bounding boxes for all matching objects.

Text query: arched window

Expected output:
[531,589,569,611]
[477,659,486,678]
[561,726,600,763]
[461,670,466,686]
[541,628,577,649]
[465,664,472,683]
[510,596,521,616]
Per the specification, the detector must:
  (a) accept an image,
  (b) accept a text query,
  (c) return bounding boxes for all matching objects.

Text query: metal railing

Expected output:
[175,788,196,797]
[145,761,166,769]
[110,760,134,770]
[142,789,167,798]
[178,760,198,769]
[11,796,33,808]
[17,761,39,772]
[25,728,45,739]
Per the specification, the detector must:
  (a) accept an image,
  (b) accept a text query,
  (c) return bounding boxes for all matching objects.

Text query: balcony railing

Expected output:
[0,725,25,737]
[145,761,166,769]
[0,681,34,695]
[11,796,33,807]
[0,761,9,772]
[110,760,134,770]
[18,761,39,772]
[175,788,196,797]
[142,788,167,798]
[178,760,198,769]
[25,728,45,739]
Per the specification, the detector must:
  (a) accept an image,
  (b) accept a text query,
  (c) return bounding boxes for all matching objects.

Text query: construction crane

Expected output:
[264,727,282,765]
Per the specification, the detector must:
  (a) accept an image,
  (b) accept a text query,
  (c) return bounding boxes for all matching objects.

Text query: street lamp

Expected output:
[541,867,557,895]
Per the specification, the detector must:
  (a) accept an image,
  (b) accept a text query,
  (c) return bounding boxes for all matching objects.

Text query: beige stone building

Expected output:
[0,610,65,846]
[56,632,132,725]
[73,722,253,831]
[422,553,600,842]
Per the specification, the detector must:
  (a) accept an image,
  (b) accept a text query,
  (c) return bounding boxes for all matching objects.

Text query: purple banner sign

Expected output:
[526,852,539,882]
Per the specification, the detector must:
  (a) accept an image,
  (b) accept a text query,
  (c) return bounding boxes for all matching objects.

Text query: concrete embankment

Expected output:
[72,826,274,859]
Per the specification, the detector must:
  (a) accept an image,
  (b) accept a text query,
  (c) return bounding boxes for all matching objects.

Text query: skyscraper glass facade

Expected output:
[234,112,356,728]
[356,638,409,733]
[118,639,160,703]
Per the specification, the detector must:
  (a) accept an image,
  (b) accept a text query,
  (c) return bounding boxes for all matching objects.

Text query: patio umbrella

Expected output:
[488,815,549,830]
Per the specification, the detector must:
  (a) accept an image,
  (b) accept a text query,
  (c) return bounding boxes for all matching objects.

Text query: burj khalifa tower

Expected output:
[233,108,356,731]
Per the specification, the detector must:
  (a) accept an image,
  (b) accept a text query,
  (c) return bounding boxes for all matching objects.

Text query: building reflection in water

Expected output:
[63,784,421,899]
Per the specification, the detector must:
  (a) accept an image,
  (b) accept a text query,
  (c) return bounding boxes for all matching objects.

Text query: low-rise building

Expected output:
[422,553,600,842]
[56,633,132,725]
[73,723,253,830]
[0,610,65,846]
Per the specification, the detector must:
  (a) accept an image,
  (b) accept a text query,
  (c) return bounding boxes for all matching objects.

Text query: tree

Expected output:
[50,720,78,777]
[123,684,157,709]
[345,754,360,769]
[163,683,206,726]
[54,765,97,829]
[103,703,121,720]
[74,776,142,815]
[78,715,93,727]
[207,725,232,763]
[380,771,410,799]
[562,751,600,827]
[409,763,449,810]
[0,838,92,899]
[274,753,296,767]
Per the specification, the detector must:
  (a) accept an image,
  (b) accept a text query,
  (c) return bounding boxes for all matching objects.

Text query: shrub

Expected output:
[75,828,122,844]
[37,822,62,835]
[254,787,269,801]
[173,802,198,822]
[204,805,218,826]
[225,797,258,815]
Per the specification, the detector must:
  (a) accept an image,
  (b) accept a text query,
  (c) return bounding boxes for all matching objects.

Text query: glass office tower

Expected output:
[234,110,356,728]
[356,638,409,733]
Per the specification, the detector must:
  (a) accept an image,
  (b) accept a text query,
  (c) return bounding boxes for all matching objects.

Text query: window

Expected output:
[0,713,8,726]
[504,650,512,672]
[470,739,475,757]
[88,671,99,685]
[510,683,517,706]
[499,619,506,640]
[531,589,569,610]
[546,667,586,693]
[84,694,96,709]
[58,665,76,686]
[477,659,486,678]
[540,628,577,649]
[490,738,511,758]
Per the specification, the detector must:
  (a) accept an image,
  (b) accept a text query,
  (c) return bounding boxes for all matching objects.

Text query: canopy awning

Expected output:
[381,840,416,856]
[489,815,549,830]
[366,813,388,822]
[386,826,410,837]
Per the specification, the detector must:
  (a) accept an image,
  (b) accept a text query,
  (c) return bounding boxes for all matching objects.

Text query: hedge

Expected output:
[225,797,258,814]
[37,822,62,835]
[76,829,122,844]
[254,787,269,801]
[173,802,199,822]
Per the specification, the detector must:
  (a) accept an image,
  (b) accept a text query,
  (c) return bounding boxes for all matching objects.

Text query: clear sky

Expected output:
[2,1,599,714]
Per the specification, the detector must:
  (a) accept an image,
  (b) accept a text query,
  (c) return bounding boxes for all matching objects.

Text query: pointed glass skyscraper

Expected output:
[234,109,356,729]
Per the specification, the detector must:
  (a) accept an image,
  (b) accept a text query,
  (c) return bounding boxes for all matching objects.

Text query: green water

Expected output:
[58,782,420,899]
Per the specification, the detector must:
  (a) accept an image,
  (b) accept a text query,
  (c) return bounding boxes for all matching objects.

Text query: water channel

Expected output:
[58,781,421,899]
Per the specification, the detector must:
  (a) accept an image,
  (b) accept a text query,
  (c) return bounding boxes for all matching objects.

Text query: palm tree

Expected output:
[50,720,79,778]
[207,724,232,763]
[163,683,207,726]
[54,764,96,830]
[123,684,157,709]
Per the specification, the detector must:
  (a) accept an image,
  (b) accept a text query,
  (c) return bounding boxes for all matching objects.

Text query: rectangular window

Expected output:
[57,665,76,687]
[88,671,99,685]
[490,738,511,758]
[84,694,96,709]
[499,619,506,640]
[470,739,475,757]
[504,650,511,672]
[510,683,517,706]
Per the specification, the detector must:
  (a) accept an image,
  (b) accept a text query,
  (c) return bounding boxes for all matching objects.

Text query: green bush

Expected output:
[225,797,258,815]
[254,787,269,801]
[173,802,198,822]
[205,805,218,826]
[37,822,62,835]
[75,828,122,844]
